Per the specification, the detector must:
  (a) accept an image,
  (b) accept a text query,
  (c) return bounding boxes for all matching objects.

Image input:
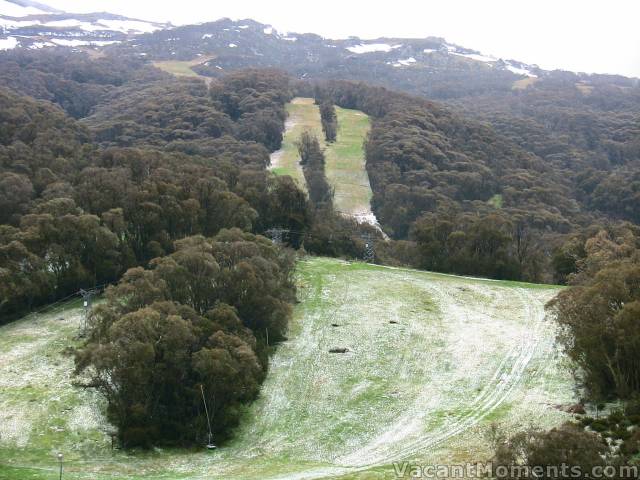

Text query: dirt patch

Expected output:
[329,348,349,354]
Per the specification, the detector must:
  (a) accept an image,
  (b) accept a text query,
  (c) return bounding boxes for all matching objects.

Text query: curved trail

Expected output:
[219,260,571,480]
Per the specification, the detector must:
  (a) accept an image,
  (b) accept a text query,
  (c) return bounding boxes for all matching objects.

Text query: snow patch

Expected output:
[93,19,159,34]
[347,43,394,54]
[451,51,496,63]
[505,63,537,77]
[228,42,237,48]
[393,57,417,67]
[51,38,91,46]
[202,33,213,39]
[237,25,249,29]
[43,19,85,28]
[0,35,18,50]
[29,41,55,48]
[0,17,39,28]
[423,48,437,54]
[91,40,118,46]
[263,26,274,35]
[282,36,297,42]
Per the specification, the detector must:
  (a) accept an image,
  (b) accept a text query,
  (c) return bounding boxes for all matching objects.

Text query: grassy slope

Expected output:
[0,258,575,480]
[270,98,373,216]
[324,107,372,216]
[269,98,323,189]
[153,57,215,82]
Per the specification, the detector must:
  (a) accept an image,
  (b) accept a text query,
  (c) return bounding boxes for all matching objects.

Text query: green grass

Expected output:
[512,77,538,90]
[271,98,374,216]
[488,193,503,209]
[324,107,372,215]
[0,258,575,479]
[153,57,215,80]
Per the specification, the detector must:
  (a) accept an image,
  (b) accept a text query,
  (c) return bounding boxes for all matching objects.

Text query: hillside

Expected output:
[270,97,375,224]
[0,257,574,480]
[269,98,323,187]
[0,0,166,49]
[325,105,372,220]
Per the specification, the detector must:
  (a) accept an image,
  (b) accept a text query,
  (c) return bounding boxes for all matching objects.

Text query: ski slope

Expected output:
[0,258,575,480]
[270,97,381,230]
[269,98,324,190]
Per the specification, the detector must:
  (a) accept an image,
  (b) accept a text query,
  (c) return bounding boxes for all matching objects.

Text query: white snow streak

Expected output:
[0,35,18,49]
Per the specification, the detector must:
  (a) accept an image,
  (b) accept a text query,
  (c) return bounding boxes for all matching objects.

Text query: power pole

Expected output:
[79,288,96,336]
[200,385,216,449]
[361,233,375,263]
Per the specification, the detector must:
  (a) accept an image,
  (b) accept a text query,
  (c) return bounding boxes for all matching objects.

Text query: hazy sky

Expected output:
[44,0,640,78]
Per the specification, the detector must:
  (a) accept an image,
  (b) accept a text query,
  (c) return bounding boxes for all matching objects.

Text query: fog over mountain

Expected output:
[27,0,640,77]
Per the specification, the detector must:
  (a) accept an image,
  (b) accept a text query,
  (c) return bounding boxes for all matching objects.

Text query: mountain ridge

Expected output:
[3,0,636,82]
[0,0,168,48]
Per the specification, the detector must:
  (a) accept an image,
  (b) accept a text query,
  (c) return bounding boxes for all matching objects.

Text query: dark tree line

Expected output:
[296,131,334,208]
[0,66,308,323]
[548,223,640,400]
[318,101,337,142]
[495,224,640,469]
[0,49,163,118]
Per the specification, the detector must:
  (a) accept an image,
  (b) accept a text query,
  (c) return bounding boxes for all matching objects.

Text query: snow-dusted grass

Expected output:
[0,300,112,478]
[0,258,574,479]
[269,98,323,190]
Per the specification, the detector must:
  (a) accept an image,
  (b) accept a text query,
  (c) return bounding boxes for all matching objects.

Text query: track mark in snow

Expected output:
[333,284,551,469]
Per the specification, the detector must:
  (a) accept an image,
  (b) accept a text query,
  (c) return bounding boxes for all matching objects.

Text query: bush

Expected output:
[76,230,296,447]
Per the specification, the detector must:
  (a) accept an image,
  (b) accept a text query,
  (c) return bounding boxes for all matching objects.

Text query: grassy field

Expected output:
[153,56,215,80]
[512,77,538,90]
[324,107,372,216]
[0,257,575,479]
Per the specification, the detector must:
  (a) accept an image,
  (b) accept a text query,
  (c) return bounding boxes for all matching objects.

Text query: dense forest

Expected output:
[0,63,307,321]
[304,80,638,285]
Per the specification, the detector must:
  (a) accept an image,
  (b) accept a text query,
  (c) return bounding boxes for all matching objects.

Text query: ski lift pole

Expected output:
[57,453,63,480]
[79,288,96,335]
[200,384,216,449]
